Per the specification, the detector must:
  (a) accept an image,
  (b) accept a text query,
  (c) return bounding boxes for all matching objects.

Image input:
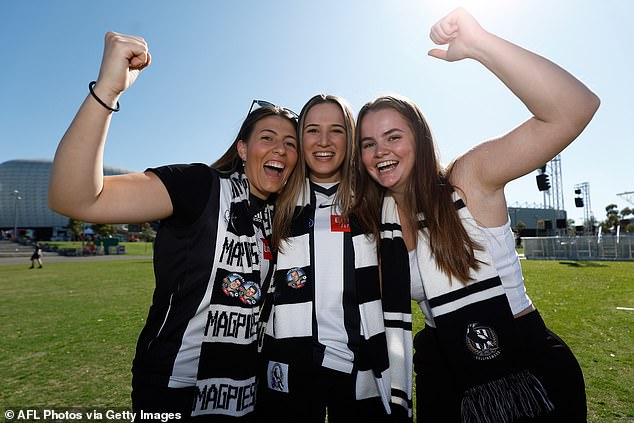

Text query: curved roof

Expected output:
[0,159,135,228]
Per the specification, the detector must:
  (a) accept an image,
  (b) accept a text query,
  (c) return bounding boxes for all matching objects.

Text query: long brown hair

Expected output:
[353,95,480,284]
[272,94,356,252]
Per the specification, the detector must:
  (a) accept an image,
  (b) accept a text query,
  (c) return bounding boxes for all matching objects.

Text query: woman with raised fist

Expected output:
[49,32,300,421]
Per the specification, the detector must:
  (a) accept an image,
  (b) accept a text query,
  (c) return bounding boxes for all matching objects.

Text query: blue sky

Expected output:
[1,0,632,224]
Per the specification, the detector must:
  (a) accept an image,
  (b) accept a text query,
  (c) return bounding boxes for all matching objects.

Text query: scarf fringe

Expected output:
[460,369,554,423]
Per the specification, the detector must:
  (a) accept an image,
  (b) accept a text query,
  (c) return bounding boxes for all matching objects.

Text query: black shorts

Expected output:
[131,381,195,422]
[256,364,390,423]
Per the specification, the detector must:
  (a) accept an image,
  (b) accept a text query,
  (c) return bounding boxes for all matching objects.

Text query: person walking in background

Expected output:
[29,241,43,268]
[353,7,598,422]
[258,94,408,421]
[48,32,300,421]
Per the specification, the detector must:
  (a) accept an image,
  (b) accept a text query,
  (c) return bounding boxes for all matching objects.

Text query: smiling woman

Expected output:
[258,94,409,421]
[353,7,598,422]
[236,115,298,199]
[359,107,418,198]
[302,102,348,183]
[47,31,301,421]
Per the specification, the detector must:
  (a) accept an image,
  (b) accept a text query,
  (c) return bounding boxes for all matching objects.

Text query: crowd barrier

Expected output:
[523,235,634,261]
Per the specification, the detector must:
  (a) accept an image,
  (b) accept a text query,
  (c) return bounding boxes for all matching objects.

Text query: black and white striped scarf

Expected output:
[259,181,411,420]
[380,193,554,423]
[191,171,274,419]
[377,198,415,419]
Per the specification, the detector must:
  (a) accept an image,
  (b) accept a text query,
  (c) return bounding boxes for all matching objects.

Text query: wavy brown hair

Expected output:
[272,94,356,252]
[352,95,481,284]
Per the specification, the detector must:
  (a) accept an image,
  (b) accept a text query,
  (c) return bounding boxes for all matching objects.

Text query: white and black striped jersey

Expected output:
[134,164,273,419]
[260,181,395,414]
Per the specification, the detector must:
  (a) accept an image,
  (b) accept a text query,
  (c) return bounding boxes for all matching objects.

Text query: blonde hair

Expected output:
[272,94,356,252]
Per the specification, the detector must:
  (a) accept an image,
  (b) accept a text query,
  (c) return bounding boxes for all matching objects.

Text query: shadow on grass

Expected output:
[558,261,608,268]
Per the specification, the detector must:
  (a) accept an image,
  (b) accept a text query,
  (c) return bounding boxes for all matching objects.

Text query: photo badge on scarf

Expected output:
[286,267,307,289]
[222,273,262,305]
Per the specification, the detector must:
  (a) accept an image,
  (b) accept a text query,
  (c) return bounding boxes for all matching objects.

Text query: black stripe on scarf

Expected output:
[378,209,414,420]
[428,276,501,308]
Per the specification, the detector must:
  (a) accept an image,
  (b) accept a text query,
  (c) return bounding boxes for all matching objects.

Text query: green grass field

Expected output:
[0,259,632,421]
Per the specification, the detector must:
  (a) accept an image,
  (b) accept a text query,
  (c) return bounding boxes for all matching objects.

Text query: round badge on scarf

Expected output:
[239,281,261,305]
[465,322,501,360]
[222,273,245,298]
[286,267,307,289]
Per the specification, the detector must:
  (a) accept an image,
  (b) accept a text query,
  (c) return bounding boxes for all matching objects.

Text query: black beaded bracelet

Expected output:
[88,81,120,112]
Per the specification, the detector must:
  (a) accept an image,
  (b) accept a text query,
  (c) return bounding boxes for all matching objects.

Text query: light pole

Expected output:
[12,190,22,239]
[81,221,86,256]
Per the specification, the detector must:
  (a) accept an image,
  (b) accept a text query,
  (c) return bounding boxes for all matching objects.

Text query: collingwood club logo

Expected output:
[465,322,501,360]
[267,361,289,393]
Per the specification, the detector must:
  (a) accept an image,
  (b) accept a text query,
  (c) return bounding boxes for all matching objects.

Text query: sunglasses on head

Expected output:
[248,99,298,121]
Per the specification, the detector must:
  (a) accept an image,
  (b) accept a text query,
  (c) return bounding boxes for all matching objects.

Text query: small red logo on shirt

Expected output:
[261,238,273,260]
[330,215,350,232]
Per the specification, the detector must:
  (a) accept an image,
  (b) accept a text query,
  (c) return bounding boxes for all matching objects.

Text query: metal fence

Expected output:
[523,235,634,261]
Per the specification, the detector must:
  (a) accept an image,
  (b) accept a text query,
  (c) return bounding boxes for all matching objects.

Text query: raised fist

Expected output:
[94,32,151,100]
[428,8,487,62]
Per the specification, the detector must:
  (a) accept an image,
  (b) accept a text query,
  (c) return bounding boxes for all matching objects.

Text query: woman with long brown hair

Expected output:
[354,8,599,422]
[48,32,300,421]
